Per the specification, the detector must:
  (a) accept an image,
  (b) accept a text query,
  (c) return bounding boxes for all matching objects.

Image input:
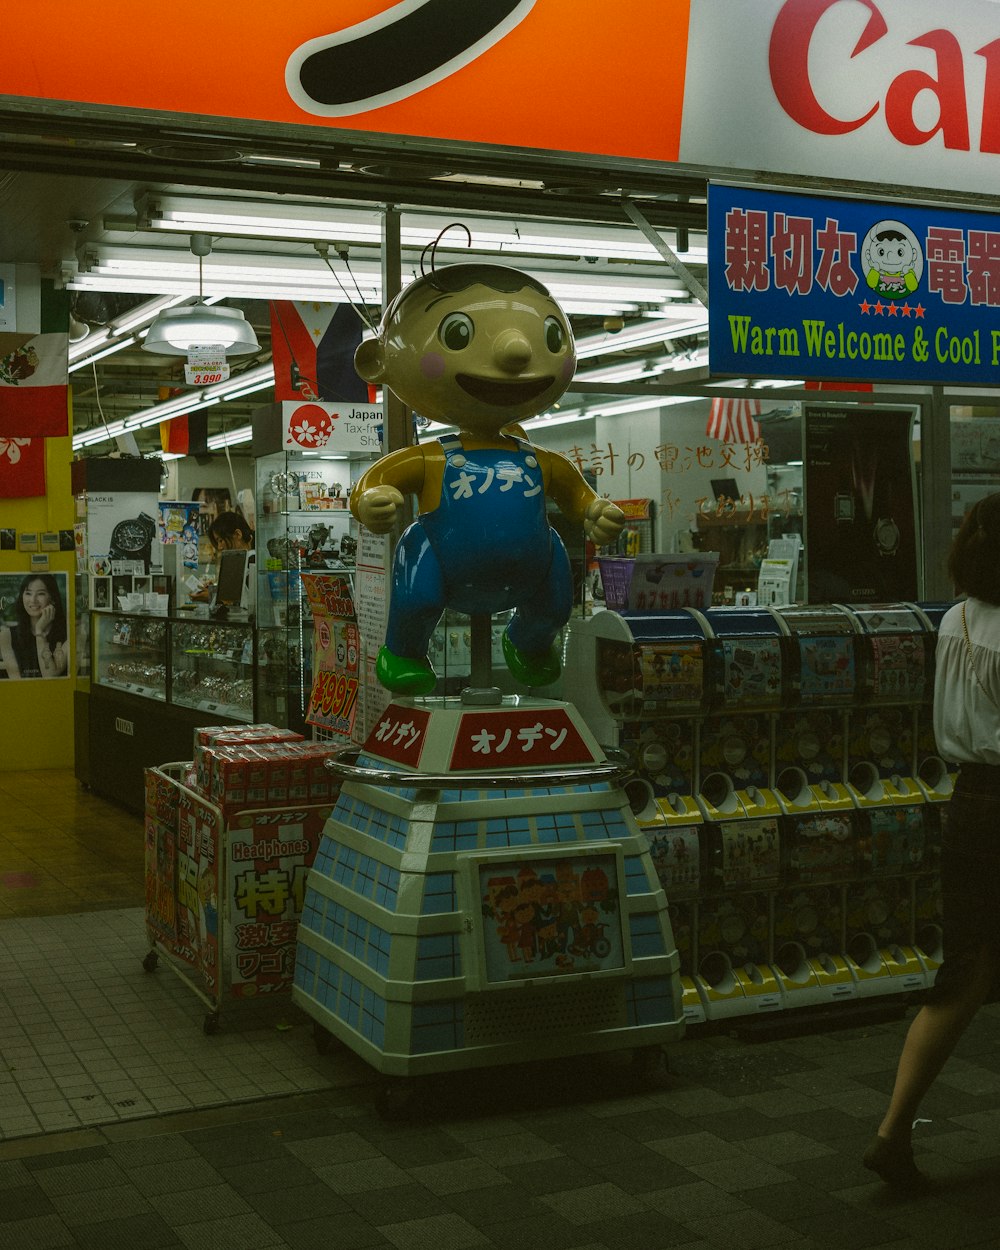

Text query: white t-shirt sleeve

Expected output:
[933,599,1000,764]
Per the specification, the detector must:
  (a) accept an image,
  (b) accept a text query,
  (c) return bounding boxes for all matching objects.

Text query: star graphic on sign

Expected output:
[887,302,899,316]
[915,304,926,317]
[900,303,913,317]
[873,300,886,315]
[859,299,872,314]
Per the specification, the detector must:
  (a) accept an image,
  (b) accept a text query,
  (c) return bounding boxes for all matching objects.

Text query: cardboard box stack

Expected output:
[188,723,340,814]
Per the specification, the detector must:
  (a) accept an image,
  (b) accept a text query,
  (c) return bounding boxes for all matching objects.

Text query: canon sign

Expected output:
[770,0,1000,151]
[681,0,1000,196]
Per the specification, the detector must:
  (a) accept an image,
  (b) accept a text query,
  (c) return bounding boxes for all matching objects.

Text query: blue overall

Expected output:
[385,435,573,660]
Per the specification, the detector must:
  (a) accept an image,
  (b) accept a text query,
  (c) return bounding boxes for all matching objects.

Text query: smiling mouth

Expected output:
[456,374,554,405]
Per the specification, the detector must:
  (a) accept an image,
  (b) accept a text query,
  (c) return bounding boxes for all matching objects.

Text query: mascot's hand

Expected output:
[584,498,625,547]
[357,485,405,533]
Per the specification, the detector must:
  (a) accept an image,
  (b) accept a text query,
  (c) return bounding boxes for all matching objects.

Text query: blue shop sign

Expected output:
[708,184,1000,387]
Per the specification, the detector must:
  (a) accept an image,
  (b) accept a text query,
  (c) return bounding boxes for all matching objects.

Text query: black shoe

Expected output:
[863,1135,929,1192]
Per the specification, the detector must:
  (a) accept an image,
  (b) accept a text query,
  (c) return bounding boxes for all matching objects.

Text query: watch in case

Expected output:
[834,492,855,523]
[873,516,900,557]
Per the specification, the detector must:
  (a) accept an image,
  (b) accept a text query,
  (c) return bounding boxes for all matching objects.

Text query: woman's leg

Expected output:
[878,943,997,1146]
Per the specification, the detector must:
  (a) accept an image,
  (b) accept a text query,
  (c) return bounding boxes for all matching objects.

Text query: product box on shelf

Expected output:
[201,739,339,814]
[192,723,304,794]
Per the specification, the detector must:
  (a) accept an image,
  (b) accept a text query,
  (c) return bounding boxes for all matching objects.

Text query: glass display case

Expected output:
[171,619,254,720]
[254,443,376,732]
[92,612,169,702]
[91,611,254,721]
[87,609,256,813]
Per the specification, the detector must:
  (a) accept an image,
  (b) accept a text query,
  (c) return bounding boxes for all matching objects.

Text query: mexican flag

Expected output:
[0,283,70,437]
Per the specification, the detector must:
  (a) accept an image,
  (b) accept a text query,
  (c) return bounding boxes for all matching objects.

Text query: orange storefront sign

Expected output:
[2,0,691,164]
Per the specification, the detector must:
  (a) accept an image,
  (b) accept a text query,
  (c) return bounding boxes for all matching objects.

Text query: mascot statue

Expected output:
[351,255,624,696]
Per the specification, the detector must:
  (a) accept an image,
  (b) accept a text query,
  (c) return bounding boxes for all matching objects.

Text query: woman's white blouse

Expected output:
[933,598,1000,765]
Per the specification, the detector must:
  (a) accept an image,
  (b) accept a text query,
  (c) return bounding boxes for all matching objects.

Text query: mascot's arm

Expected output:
[350,443,450,533]
[541,449,625,547]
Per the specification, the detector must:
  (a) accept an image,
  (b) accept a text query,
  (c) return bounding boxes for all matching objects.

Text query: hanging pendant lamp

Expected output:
[142,234,260,356]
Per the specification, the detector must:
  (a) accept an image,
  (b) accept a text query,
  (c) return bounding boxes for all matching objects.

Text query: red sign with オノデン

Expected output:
[449,707,597,771]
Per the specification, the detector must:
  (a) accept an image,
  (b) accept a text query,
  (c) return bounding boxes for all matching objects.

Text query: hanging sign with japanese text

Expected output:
[300,572,360,738]
[709,184,1000,387]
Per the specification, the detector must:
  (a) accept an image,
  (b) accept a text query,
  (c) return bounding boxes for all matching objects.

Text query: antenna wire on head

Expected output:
[420,223,473,282]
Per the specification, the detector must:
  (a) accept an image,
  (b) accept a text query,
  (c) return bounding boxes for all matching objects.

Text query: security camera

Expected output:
[66,219,90,233]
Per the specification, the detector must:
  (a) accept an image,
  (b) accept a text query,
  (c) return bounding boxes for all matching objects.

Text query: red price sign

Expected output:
[309,671,359,730]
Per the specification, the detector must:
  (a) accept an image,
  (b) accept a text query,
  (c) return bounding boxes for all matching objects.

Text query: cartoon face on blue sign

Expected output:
[862,220,922,299]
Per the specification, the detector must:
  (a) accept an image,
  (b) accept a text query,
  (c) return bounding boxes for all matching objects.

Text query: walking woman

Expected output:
[865,493,1000,1190]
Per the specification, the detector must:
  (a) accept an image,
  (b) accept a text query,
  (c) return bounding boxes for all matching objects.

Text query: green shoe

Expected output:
[501,632,561,687]
[375,646,437,696]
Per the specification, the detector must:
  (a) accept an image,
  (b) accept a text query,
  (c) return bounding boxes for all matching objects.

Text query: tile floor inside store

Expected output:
[5,771,1000,1248]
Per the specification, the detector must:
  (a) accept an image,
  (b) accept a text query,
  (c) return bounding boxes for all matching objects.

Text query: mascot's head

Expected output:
[354,261,576,434]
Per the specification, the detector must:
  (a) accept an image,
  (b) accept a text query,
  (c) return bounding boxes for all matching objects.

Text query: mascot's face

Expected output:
[355,266,576,434]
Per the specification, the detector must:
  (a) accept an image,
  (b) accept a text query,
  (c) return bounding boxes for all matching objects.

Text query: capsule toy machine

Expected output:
[564,607,710,805]
[843,603,931,802]
[835,780,926,1000]
[772,795,860,1008]
[644,810,707,1025]
[912,602,957,802]
[689,607,786,1015]
[906,602,949,981]
[846,793,927,989]
[840,603,932,994]
[694,808,783,1018]
[698,607,787,817]
[772,605,858,810]
[768,605,867,1004]
[563,607,713,1023]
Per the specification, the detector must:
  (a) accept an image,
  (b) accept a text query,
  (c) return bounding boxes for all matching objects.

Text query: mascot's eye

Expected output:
[544,316,565,353]
[439,312,474,350]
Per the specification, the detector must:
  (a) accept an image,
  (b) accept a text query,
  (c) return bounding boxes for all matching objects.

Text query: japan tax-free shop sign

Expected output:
[709,184,1000,387]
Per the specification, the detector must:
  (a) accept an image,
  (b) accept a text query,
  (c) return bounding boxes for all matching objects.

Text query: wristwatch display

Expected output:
[834,492,855,523]
[873,516,900,557]
[109,512,157,569]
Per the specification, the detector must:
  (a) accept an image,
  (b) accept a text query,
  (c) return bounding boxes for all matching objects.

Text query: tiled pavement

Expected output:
[5,948,1000,1249]
[5,773,1000,1247]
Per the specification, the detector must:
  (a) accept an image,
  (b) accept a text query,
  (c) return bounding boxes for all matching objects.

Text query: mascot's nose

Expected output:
[492,328,532,373]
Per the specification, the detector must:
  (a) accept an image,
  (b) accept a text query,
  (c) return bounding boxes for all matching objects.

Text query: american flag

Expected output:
[706,398,762,443]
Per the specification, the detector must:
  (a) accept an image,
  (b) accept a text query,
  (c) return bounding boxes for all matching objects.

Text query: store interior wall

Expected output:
[533,401,770,554]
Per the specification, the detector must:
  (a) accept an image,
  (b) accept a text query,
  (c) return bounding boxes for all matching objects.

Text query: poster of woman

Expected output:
[0,572,70,680]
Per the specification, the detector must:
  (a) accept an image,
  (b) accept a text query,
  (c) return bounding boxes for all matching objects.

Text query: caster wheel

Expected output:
[375,1078,419,1121]
[142,951,159,973]
[632,1045,668,1082]
[203,1012,220,1036]
[312,1022,334,1055]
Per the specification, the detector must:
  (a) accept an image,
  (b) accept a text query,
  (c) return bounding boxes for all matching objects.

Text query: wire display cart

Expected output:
[143,762,333,1033]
